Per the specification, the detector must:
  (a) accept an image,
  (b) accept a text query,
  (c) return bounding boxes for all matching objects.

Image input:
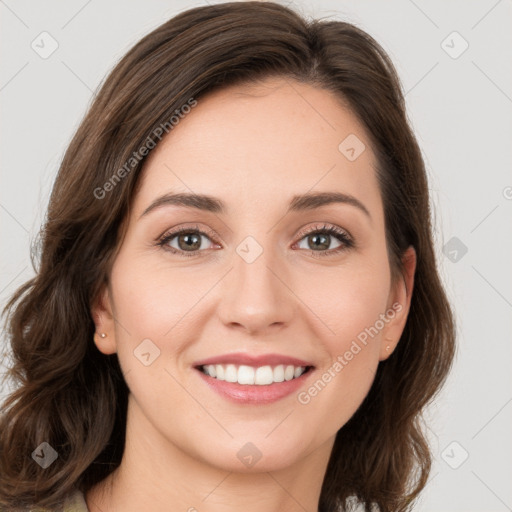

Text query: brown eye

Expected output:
[174,232,203,251]
[294,224,354,257]
[157,225,220,257]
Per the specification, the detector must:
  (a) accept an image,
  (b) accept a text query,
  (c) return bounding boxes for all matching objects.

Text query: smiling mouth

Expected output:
[196,364,314,386]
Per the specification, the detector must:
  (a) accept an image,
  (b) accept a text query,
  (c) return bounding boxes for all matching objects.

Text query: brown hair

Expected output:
[0,2,456,510]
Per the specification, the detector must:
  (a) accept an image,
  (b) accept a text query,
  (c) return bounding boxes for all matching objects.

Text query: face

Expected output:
[92,77,415,473]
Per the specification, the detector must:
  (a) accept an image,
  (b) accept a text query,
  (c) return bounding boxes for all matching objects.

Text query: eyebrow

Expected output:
[139,191,371,221]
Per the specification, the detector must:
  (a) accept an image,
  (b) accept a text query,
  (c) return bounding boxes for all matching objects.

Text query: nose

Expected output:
[217,243,295,335]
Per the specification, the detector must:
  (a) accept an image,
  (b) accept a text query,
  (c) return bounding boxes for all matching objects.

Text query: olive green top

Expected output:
[11,490,89,512]
[61,490,89,512]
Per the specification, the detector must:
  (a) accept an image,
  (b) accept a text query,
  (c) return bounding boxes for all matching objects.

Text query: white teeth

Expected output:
[284,365,295,381]
[273,365,285,383]
[238,365,255,385]
[215,364,224,380]
[201,363,308,385]
[255,366,273,385]
[225,364,238,383]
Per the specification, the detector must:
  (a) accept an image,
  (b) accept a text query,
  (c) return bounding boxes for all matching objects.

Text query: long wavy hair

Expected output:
[0,2,456,510]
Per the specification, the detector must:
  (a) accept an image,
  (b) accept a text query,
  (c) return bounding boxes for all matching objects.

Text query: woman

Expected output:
[0,2,455,511]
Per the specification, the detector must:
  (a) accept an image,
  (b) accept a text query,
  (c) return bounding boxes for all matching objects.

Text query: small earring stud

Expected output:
[385,344,391,351]
[99,332,107,338]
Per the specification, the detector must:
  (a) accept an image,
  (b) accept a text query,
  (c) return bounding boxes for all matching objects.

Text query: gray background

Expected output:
[1,1,511,510]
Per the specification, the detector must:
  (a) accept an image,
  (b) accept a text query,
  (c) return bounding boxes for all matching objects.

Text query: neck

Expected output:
[86,395,334,512]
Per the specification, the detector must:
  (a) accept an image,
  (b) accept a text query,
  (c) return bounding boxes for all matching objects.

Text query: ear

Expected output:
[379,246,416,361]
[90,284,117,355]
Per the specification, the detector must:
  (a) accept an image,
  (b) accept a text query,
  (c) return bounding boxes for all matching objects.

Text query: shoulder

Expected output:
[62,489,89,512]
[1,490,89,512]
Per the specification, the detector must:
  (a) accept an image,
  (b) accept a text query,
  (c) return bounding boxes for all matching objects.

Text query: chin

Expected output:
[194,434,314,473]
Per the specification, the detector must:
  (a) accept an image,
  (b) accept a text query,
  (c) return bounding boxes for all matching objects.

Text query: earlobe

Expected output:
[94,331,117,355]
[91,286,117,355]
[381,337,394,360]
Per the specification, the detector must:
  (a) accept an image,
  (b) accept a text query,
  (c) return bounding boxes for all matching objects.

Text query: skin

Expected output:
[88,77,416,512]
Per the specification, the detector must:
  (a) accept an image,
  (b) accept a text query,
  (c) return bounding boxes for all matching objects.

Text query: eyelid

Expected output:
[294,222,352,242]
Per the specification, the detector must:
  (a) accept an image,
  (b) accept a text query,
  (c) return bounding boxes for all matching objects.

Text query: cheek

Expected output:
[296,257,391,349]
[294,267,390,434]
[108,257,201,415]
[110,255,204,342]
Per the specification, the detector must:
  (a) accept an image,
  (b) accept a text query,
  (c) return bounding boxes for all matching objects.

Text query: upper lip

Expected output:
[194,352,314,368]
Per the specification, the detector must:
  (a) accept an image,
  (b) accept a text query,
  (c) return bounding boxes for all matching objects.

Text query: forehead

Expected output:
[135,77,381,219]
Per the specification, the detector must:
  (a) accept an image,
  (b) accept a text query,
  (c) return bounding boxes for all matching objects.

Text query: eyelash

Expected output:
[156,223,354,258]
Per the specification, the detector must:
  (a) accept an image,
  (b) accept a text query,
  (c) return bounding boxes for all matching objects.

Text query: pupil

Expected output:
[180,233,200,250]
[310,233,329,250]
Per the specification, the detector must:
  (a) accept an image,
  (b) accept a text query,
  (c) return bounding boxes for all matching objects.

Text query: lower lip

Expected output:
[195,368,314,404]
